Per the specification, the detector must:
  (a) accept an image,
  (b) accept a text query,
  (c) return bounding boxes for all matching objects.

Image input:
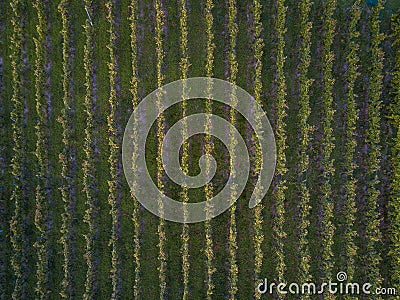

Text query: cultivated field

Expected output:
[1,0,400,299]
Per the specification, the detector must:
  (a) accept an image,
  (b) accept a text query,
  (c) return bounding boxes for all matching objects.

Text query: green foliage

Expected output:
[0,1,398,298]
[273,0,288,295]
[154,0,167,298]
[82,1,98,299]
[297,0,313,297]
[105,1,121,298]
[58,0,74,297]
[33,0,51,298]
[343,1,361,294]
[319,1,336,297]
[389,11,400,298]
[204,0,216,298]
[178,0,190,298]
[9,0,27,298]
[129,0,141,298]
[251,0,265,298]
[365,1,384,297]
[227,0,239,298]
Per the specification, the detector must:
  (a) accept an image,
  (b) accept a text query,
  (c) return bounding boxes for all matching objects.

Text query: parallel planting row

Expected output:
[1,0,399,299]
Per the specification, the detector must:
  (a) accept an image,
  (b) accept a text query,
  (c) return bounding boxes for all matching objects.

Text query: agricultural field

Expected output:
[1,0,400,299]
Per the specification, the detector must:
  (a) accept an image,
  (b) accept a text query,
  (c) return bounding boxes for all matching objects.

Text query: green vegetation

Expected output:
[58,1,75,298]
[33,0,51,298]
[226,0,239,298]
[365,0,385,296]
[251,0,265,299]
[0,0,399,299]
[105,1,121,297]
[297,0,313,297]
[9,0,27,298]
[178,0,190,298]
[128,0,141,298]
[154,0,167,298]
[390,11,400,298]
[57,1,75,298]
[342,0,361,290]
[272,0,288,293]
[204,0,216,299]
[319,1,336,296]
[82,1,97,298]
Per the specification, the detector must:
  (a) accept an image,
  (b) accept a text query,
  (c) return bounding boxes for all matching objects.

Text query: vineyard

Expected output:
[1,0,400,299]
